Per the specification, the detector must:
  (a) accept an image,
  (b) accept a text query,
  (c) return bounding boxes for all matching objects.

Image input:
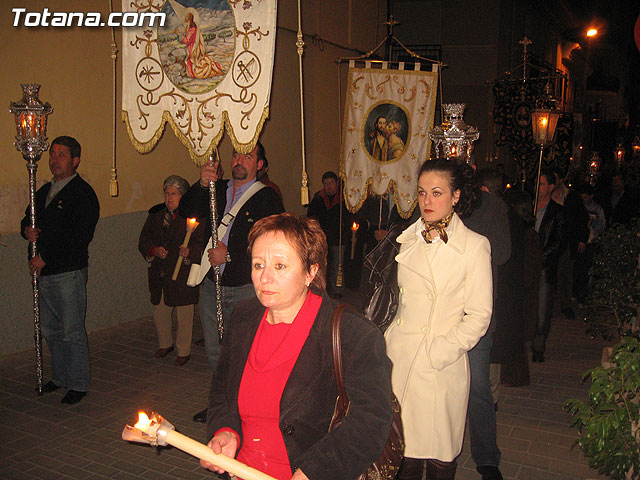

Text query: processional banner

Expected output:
[342,65,438,218]
[122,0,277,163]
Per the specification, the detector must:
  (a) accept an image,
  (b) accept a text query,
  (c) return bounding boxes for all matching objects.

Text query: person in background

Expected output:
[605,173,639,225]
[460,167,511,480]
[498,189,542,387]
[179,141,284,423]
[200,213,393,480]
[307,171,353,298]
[532,169,566,362]
[257,156,284,205]
[20,135,100,405]
[138,175,204,366]
[551,167,589,320]
[387,158,492,480]
[573,182,606,306]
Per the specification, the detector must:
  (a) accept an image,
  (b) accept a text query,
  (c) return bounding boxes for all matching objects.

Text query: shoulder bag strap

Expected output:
[331,303,350,414]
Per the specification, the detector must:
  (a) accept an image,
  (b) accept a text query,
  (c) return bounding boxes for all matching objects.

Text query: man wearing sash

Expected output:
[179,142,284,422]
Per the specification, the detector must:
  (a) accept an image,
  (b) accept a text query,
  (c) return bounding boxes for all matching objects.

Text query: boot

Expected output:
[396,457,424,480]
[426,458,457,480]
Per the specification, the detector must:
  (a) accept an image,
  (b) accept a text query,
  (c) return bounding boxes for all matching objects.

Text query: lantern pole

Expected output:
[9,84,54,395]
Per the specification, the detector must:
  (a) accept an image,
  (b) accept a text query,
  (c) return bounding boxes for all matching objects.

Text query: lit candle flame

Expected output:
[351,222,359,232]
[506,183,512,189]
[134,411,151,431]
[540,117,548,126]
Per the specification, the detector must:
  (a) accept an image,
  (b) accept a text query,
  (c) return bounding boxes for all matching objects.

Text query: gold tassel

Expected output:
[301,171,309,205]
[109,167,119,197]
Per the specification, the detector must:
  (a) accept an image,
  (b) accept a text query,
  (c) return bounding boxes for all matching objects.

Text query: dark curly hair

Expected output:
[417,158,478,217]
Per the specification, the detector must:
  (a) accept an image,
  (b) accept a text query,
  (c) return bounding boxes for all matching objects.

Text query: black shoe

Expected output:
[39,381,61,394]
[193,408,207,423]
[61,390,86,404]
[476,465,503,480]
[561,307,575,319]
[155,345,175,358]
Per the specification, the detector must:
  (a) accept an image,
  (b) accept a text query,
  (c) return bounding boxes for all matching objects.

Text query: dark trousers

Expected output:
[533,279,555,353]
[397,457,457,480]
[572,245,595,303]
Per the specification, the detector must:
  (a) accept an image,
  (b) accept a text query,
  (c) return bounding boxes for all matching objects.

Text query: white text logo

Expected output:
[12,8,166,28]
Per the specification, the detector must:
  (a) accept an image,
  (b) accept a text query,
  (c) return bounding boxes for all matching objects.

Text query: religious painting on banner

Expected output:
[342,66,438,218]
[122,0,277,164]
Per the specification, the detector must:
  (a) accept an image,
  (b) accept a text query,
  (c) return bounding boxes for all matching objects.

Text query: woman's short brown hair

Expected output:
[247,213,327,290]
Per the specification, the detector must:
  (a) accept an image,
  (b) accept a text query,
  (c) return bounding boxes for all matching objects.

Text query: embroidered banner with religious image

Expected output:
[341,65,438,218]
[122,0,277,163]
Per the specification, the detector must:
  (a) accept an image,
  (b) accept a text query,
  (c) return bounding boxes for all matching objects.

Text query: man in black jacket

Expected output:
[179,141,284,423]
[20,136,100,405]
[460,168,511,480]
[532,169,566,362]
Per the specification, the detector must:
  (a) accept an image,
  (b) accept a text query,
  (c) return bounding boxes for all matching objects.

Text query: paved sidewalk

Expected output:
[1,291,609,479]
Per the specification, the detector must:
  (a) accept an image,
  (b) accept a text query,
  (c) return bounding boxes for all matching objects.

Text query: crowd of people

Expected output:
[21,135,639,480]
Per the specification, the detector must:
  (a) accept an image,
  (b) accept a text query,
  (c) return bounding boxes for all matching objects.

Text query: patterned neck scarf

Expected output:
[421,210,454,244]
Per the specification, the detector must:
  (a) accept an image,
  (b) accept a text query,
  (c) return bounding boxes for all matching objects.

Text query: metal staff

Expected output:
[10,84,53,396]
[208,151,224,342]
[26,156,44,394]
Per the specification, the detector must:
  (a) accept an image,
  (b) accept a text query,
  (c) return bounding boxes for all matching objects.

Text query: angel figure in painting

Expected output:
[170,1,223,79]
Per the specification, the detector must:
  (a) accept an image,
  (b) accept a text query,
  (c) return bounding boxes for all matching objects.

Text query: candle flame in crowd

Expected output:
[188,217,198,226]
[351,222,360,232]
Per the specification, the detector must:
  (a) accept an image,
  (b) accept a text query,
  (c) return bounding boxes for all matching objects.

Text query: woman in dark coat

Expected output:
[497,190,542,386]
[138,175,203,366]
[200,213,393,480]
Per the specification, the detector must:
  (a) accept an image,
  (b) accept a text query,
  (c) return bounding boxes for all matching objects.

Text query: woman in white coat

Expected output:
[386,158,493,479]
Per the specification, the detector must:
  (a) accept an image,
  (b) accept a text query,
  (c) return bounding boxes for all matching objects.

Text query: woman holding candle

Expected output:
[138,175,203,366]
[200,213,393,480]
[385,158,493,480]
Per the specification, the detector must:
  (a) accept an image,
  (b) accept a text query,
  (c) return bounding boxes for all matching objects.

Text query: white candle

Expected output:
[172,218,199,281]
[128,412,277,480]
[350,222,359,260]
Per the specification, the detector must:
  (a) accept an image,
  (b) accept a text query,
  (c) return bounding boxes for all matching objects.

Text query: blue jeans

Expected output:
[468,332,501,467]
[38,268,90,392]
[199,277,256,372]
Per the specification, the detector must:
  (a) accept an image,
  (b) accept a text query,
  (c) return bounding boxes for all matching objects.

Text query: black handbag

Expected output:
[328,304,404,480]
[362,223,404,332]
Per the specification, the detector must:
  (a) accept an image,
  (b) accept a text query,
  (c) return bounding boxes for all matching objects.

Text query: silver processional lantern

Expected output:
[428,103,479,164]
[9,84,54,395]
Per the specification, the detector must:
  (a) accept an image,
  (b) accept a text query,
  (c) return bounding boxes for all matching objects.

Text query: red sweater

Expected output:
[235,291,322,479]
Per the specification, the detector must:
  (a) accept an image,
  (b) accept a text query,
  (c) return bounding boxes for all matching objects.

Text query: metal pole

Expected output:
[208,153,224,342]
[533,145,544,216]
[27,157,44,395]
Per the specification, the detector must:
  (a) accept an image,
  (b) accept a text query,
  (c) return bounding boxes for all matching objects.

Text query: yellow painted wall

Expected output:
[1,0,386,233]
[0,0,386,354]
